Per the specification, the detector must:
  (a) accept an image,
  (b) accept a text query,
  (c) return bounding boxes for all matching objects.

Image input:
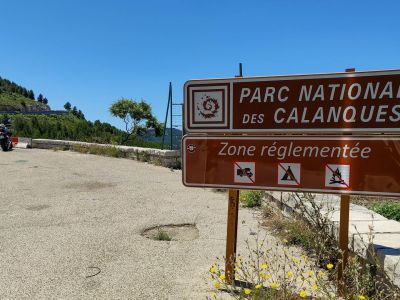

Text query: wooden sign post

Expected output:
[225,66,243,284]
[225,189,239,284]
[338,194,350,294]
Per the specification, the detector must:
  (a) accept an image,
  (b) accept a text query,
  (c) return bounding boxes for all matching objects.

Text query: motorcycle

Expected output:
[0,127,13,151]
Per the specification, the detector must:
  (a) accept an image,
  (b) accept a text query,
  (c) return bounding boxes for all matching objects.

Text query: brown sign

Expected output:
[184,70,400,133]
[182,135,400,196]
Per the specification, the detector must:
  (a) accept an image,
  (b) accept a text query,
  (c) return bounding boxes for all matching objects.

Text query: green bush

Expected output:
[369,203,400,222]
[239,190,264,208]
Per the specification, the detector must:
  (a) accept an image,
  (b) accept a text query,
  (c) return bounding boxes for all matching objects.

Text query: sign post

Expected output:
[225,189,239,284]
[337,69,354,293]
[225,65,243,284]
[338,194,350,294]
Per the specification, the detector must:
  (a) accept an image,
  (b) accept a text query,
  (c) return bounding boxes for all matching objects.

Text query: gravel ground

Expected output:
[0,149,270,299]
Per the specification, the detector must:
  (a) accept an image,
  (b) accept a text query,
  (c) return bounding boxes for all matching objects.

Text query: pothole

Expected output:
[141,223,199,241]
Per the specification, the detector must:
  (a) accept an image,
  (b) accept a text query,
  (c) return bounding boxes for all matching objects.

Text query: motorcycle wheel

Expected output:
[0,139,7,151]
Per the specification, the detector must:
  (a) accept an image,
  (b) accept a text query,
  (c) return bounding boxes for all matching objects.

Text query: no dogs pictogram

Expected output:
[234,162,255,184]
[325,164,351,188]
[278,163,301,186]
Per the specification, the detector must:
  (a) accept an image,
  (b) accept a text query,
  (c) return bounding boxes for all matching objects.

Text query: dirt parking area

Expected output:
[0,149,263,299]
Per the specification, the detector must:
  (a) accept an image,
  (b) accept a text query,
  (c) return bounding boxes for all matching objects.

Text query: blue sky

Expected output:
[1,0,399,130]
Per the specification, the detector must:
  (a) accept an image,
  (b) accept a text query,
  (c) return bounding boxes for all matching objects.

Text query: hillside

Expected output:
[0,76,50,112]
[143,127,182,149]
[0,113,162,148]
[0,76,166,149]
[0,93,50,112]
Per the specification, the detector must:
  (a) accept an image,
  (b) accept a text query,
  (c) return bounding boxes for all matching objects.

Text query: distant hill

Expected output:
[0,76,164,149]
[0,76,50,112]
[142,127,183,149]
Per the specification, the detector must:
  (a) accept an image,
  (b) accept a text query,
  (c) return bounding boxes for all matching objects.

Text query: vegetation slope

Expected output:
[0,76,162,148]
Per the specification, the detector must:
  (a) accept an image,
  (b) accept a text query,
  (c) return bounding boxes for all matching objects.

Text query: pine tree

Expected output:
[37,94,43,103]
[28,90,35,100]
[78,110,85,119]
[64,102,72,111]
[43,98,48,105]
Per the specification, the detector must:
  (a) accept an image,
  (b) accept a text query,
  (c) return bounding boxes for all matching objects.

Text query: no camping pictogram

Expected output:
[325,164,351,188]
[234,162,255,184]
[278,163,301,186]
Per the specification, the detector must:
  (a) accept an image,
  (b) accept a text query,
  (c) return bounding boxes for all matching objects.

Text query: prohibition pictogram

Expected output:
[234,162,255,184]
[278,163,301,186]
[325,164,351,188]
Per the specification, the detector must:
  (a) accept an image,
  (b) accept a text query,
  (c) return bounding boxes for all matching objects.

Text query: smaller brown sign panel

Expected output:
[182,135,400,196]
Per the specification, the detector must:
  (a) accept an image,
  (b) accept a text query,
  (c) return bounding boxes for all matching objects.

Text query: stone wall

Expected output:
[32,139,181,168]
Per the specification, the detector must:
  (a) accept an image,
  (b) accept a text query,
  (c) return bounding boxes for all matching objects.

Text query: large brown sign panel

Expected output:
[184,70,400,133]
[183,135,400,196]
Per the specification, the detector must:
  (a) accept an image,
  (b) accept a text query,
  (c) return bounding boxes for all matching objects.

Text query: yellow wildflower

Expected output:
[210,267,216,273]
[244,288,251,295]
[308,271,314,277]
[258,271,264,277]
[318,271,325,277]
[264,274,270,280]
[255,284,261,289]
[299,290,307,298]
[293,257,301,264]
[211,292,217,298]
[270,282,278,289]
[327,263,334,270]
[286,271,293,278]
[261,263,267,269]
[219,274,225,281]
[214,282,220,289]
[357,296,366,300]
[312,284,318,290]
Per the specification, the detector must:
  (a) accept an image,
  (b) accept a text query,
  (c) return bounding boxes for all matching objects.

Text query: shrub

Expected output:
[155,229,171,241]
[71,144,124,158]
[209,234,334,300]
[263,194,339,267]
[209,232,400,299]
[257,193,400,299]
[368,203,400,222]
[240,190,264,208]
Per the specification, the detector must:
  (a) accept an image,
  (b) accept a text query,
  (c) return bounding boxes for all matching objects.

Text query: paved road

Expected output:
[0,149,262,299]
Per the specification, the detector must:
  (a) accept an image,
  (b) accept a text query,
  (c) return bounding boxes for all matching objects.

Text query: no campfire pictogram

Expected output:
[278,163,301,186]
[325,164,351,188]
[234,162,255,184]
